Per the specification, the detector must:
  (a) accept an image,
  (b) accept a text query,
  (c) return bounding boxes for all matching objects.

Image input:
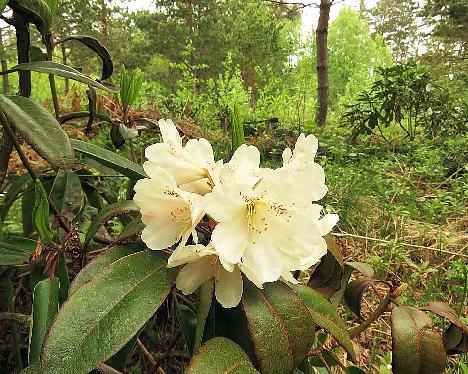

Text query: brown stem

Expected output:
[0,312,31,324]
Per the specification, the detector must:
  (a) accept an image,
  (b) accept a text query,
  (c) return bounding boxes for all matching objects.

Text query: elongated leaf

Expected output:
[391,306,446,374]
[10,61,111,91]
[294,284,356,361]
[345,262,374,278]
[71,139,146,180]
[49,170,83,214]
[186,337,259,374]
[29,46,47,62]
[69,245,141,296]
[41,251,177,374]
[0,238,36,265]
[344,278,374,319]
[59,36,113,80]
[29,277,59,364]
[44,0,57,18]
[33,179,54,242]
[84,200,139,246]
[176,304,197,354]
[308,251,343,298]
[220,281,316,374]
[0,95,74,169]
[22,187,35,237]
[0,173,32,222]
[59,111,112,124]
[420,302,468,334]
[8,0,52,35]
[115,218,144,244]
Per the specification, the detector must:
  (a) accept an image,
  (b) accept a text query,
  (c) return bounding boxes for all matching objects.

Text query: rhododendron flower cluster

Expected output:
[133,119,338,308]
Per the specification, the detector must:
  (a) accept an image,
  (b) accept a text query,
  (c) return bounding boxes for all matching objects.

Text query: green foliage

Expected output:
[117,67,143,117]
[342,62,467,140]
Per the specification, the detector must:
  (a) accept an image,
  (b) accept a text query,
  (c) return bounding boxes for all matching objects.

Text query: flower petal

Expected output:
[176,257,215,295]
[215,265,243,308]
[211,214,250,264]
[158,119,182,145]
[141,217,187,250]
[185,138,215,166]
[203,184,247,222]
[316,213,339,236]
[167,244,211,267]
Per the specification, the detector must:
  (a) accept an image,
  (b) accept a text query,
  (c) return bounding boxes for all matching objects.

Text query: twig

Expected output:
[332,232,468,259]
[96,363,123,374]
[317,353,333,373]
[349,295,391,338]
[137,338,157,366]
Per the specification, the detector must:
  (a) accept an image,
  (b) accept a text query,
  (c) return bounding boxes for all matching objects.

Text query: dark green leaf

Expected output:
[22,187,35,237]
[0,95,74,169]
[29,277,59,364]
[83,200,139,246]
[49,170,83,214]
[8,0,52,35]
[41,251,177,374]
[10,61,111,91]
[0,173,31,223]
[59,36,113,80]
[56,253,69,304]
[391,306,446,374]
[110,122,125,149]
[346,366,367,374]
[185,337,259,374]
[0,237,36,265]
[294,284,356,361]
[176,304,197,354]
[33,179,54,242]
[59,111,112,124]
[71,139,146,180]
[0,0,8,14]
[114,218,144,244]
[344,278,374,319]
[69,245,141,296]
[29,46,47,62]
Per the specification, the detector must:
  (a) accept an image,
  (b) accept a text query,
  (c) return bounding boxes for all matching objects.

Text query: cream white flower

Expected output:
[133,166,204,251]
[219,144,267,186]
[144,119,220,194]
[203,167,338,286]
[168,243,243,308]
[282,133,318,171]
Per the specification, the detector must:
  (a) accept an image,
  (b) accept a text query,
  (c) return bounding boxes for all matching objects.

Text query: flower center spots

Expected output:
[170,205,191,224]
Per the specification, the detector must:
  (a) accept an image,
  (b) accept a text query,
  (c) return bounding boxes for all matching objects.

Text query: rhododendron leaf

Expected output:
[219,281,315,373]
[176,304,197,354]
[295,284,356,361]
[391,306,446,373]
[308,251,343,298]
[83,200,139,246]
[71,139,146,180]
[344,277,374,318]
[420,302,468,334]
[185,337,259,374]
[69,245,141,296]
[41,251,177,374]
[443,324,467,354]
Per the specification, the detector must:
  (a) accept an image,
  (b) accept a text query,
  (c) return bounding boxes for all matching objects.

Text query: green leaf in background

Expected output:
[118,67,142,115]
[114,218,145,244]
[56,253,70,304]
[29,46,47,62]
[220,281,316,374]
[41,251,177,374]
[0,0,8,14]
[83,200,139,246]
[33,179,54,242]
[71,139,146,180]
[44,0,57,18]
[0,95,74,169]
[193,280,214,353]
[176,304,197,354]
[0,237,36,265]
[22,187,36,237]
[185,337,259,374]
[391,306,446,374]
[49,170,83,214]
[294,284,356,361]
[10,61,112,91]
[443,323,468,354]
[231,104,245,154]
[69,245,141,296]
[29,277,59,364]
[420,302,468,335]
[0,173,32,223]
[8,0,52,35]
[59,36,113,80]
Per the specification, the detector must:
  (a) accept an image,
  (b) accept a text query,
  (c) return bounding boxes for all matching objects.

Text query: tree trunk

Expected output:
[315,0,332,127]
[0,28,10,94]
[61,43,69,95]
